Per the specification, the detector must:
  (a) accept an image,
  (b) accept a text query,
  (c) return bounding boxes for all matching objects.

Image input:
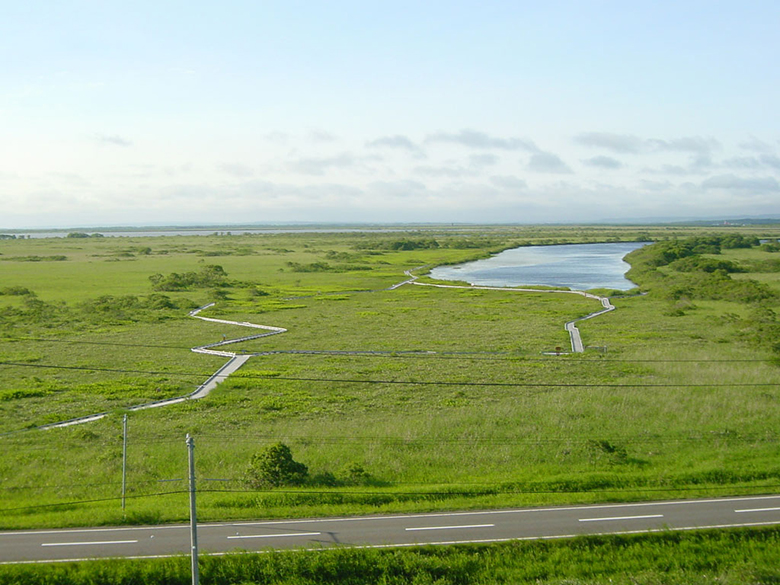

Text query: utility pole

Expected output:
[121,414,128,511]
[186,434,200,585]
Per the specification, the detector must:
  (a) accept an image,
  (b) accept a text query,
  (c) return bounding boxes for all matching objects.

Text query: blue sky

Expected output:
[2,0,779,228]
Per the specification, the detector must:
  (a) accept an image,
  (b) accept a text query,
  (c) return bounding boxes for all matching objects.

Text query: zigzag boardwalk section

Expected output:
[14,273,616,432]
[22,305,288,431]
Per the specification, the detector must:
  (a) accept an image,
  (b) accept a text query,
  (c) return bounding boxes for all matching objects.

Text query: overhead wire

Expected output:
[1,361,779,387]
[5,484,780,513]
[0,336,774,363]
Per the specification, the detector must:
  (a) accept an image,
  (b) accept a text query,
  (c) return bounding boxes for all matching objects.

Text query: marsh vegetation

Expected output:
[1,224,780,534]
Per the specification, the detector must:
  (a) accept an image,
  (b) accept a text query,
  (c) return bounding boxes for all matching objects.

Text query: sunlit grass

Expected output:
[2,227,780,529]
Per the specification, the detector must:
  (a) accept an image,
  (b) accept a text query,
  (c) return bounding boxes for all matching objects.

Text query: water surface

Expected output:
[429,242,647,291]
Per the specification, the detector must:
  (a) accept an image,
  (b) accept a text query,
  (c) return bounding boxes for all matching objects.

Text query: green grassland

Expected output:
[2,225,780,533]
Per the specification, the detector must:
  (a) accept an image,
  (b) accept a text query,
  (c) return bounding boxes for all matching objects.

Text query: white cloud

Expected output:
[287,153,378,176]
[413,164,476,179]
[574,133,645,154]
[575,133,720,156]
[738,137,774,153]
[262,132,290,144]
[425,129,538,152]
[4,123,779,229]
[44,172,91,187]
[649,137,720,155]
[638,179,673,191]
[723,156,763,169]
[527,152,573,174]
[367,180,427,198]
[760,154,780,169]
[489,175,528,190]
[95,134,132,147]
[309,130,337,143]
[218,163,254,177]
[722,154,780,170]
[701,174,780,193]
[366,135,420,151]
[469,154,499,167]
[582,155,623,169]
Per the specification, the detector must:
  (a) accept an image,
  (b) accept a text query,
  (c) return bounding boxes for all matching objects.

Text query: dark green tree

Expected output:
[246,443,308,488]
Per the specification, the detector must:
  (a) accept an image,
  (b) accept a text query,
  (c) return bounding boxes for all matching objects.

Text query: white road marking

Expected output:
[41,540,138,547]
[8,520,780,565]
[735,507,780,513]
[227,532,321,540]
[405,524,495,532]
[218,494,780,527]
[1,525,188,537]
[5,495,780,539]
[579,514,663,523]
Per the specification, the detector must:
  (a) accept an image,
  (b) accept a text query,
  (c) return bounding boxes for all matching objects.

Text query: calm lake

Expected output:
[429,242,647,291]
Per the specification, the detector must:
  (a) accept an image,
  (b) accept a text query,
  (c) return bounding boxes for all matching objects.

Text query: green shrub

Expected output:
[0,286,35,296]
[246,443,309,488]
[149,265,228,291]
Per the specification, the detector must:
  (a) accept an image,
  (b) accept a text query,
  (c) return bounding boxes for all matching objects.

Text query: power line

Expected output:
[0,490,189,513]
[0,361,204,379]
[2,360,779,387]
[0,478,185,492]
[1,337,774,363]
[192,435,778,445]
[226,375,780,388]
[0,336,194,350]
[37,485,780,510]
[4,428,776,453]
[5,484,780,514]
[4,434,774,455]
[199,484,780,496]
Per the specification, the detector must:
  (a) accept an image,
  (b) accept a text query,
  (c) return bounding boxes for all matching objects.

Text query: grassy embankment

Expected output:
[1,226,780,531]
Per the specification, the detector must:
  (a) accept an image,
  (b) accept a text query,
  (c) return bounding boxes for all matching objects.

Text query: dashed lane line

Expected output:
[405,524,495,532]
[579,515,663,523]
[227,532,322,540]
[41,540,138,547]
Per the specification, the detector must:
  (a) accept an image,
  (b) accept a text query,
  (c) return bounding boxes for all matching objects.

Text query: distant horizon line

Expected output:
[3,217,780,233]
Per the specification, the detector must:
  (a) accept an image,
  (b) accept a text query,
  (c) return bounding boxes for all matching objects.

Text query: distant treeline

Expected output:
[626,234,780,355]
[640,234,760,266]
[353,237,498,251]
[66,232,104,238]
[627,234,777,303]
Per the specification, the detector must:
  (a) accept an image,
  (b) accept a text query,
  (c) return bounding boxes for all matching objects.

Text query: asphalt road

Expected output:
[3,495,780,564]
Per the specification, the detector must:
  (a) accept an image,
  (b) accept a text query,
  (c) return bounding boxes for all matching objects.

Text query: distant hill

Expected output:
[669,218,780,226]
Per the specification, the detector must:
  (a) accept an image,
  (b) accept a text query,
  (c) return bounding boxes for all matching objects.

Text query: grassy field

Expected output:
[2,225,780,532]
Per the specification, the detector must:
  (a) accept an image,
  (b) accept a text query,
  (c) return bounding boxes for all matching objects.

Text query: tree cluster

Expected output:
[148,265,229,291]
